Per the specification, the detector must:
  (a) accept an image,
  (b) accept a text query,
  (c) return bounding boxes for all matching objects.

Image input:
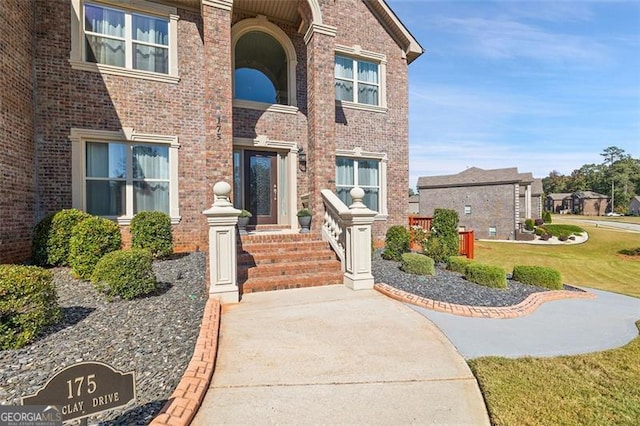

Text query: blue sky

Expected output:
[386,0,640,189]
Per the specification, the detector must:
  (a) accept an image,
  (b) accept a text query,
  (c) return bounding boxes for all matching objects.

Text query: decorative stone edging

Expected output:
[375,283,597,319]
[150,298,221,426]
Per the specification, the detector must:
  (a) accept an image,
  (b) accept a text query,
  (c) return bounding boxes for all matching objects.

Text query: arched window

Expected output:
[232,18,297,108]
[235,31,287,104]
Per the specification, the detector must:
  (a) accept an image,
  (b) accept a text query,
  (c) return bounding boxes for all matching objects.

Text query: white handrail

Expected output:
[320,189,348,266]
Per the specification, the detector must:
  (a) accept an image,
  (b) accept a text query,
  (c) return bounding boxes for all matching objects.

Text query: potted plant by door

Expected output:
[237,210,252,234]
[297,208,312,233]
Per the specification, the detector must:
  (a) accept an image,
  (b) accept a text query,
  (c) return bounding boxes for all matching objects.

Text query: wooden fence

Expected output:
[408,216,475,259]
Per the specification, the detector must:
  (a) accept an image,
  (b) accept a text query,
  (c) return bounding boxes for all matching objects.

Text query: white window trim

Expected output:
[70,0,180,84]
[336,147,388,220]
[335,44,387,112]
[70,127,181,225]
[232,16,298,109]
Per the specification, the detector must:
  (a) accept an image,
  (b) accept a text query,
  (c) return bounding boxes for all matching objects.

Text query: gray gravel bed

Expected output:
[0,252,207,425]
[372,251,581,307]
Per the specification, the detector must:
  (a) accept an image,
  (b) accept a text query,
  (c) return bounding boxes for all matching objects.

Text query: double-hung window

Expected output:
[71,128,180,224]
[336,157,380,212]
[335,55,380,106]
[70,0,178,82]
[84,3,169,73]
[86,142,170,216]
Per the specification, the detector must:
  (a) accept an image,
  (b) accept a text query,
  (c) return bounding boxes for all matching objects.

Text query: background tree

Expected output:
[601,146,628,213]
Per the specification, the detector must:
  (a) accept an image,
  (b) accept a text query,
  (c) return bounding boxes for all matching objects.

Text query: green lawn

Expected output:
[469,322,640,426]
[469,224,640,425]
[474,221,640,297]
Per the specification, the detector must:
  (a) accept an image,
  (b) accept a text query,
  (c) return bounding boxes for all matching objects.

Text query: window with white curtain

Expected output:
[84,2,169,74]
[336,157,380,211]
[85,141,170,216]
[335,55,380,106]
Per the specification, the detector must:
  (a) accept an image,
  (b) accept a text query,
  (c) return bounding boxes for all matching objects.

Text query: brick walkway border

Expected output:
[375,283,597,318]
[150,298,221,426]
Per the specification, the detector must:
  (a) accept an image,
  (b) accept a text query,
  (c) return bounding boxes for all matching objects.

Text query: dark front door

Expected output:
[244,151,277,224]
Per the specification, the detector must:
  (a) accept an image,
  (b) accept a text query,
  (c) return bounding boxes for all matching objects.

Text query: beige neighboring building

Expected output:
[417,167,542,240]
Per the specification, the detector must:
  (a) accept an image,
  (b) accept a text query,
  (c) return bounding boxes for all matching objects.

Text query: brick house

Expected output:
[417,167,543,240]
[0,0,423,266]
[546,191,610,216]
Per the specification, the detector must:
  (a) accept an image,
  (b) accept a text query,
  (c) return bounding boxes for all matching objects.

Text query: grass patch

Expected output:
[468,322,640,426]
[619,247,640,256]
[540,223,585,237]
[475,218,640,298]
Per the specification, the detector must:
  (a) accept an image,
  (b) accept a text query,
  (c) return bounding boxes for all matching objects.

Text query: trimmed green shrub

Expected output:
[31,213,55,266]
[465,263,507,289]
[400,253,435,275]
[382,225,410,261]
[447,256,472,274]
[534,226,546,236]
[69,217,122,280]
[91,249,157,300]
[424,208,459,263]
[31,209,92,266]
[512,265,563,290]
[130,211,173,259]
[542,210,552,223]
[619,247,640,256]
[0,265,61,350]
[524,219,535,231]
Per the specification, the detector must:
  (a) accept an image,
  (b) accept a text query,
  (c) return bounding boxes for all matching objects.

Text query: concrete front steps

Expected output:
[237,232,343,294]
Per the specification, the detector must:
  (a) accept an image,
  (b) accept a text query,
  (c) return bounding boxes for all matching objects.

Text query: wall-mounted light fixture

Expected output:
[298,147,307,171]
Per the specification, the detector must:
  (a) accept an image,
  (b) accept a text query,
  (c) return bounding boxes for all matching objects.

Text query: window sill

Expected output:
[115,216,182,226]
[374,214,388,221]
[335,100,387,114]
[69,60,180,84]
[233,99,299,115]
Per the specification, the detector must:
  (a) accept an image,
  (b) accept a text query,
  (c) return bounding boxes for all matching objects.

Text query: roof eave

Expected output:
[365,0,424,64]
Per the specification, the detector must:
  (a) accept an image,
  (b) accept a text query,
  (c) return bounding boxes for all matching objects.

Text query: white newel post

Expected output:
[341,187,377,290]
[202,181,241,303]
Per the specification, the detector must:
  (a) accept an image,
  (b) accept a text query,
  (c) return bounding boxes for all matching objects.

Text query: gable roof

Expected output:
[547,193,573,200]
[418,167,528,189]
[573,191,609,199]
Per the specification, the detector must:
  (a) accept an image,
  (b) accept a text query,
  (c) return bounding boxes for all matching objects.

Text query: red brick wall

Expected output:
[33,1,213,253]
[0,0,36,263]
[325,0,411,240]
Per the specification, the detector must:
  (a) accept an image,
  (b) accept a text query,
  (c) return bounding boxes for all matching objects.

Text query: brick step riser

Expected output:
[238,234,321,244]
[238,263,342,279]
[239,242,330,253]
[238,252,337,265]
[242,273,344,293]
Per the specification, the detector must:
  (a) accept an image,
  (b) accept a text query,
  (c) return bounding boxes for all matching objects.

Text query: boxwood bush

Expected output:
[382,225,410,261]
[465,263,507,289]
[91,249,157,300]
[32,209,91,266]
[512,265,563,290]
[0,265,61,350]
[447,256,472,274]
[69,217,122,280]
[400,253,435,275]
[130,211,173,259]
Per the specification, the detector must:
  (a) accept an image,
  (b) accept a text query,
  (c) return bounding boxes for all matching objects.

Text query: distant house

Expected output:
[572,191,609,216]
[629,196,640,216]
[547,191,609,216]
[417,167,542,240]
[408,195,420,214]
[545,193,573,214]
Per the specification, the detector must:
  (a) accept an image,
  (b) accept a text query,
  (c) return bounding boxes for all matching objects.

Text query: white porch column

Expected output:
[525,184,532,218]
[202,181,241,303]
[341,188,378,290]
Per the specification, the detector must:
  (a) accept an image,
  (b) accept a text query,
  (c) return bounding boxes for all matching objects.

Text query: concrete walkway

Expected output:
[410,288,640,359]
[192,285,489,425]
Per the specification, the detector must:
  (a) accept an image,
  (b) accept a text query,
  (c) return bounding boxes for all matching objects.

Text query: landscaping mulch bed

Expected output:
[371,251,582,307]
[0,252,207,425]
